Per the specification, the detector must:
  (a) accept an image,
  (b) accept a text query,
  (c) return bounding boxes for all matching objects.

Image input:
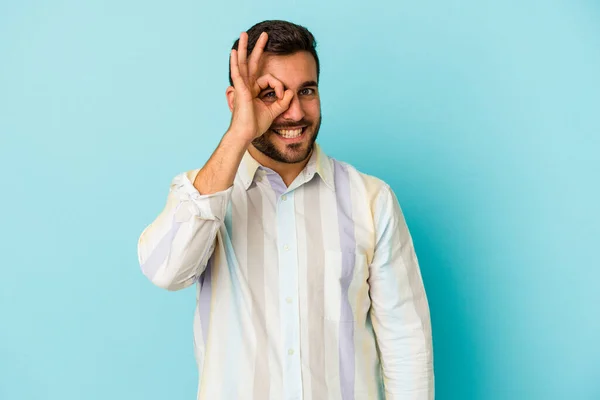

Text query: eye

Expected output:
[300,88,316,96]
[262,91,276,99]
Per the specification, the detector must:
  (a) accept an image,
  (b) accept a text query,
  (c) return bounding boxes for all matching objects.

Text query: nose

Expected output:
[280,94,305,122]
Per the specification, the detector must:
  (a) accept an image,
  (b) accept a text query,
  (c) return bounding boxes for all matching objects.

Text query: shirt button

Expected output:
[286,297,292,304]
[288,349,294,355]
[283,244,289,251]
[282,194,287,201]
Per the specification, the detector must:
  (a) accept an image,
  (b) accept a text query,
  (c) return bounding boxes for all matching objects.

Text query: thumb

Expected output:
[268,89,294,118]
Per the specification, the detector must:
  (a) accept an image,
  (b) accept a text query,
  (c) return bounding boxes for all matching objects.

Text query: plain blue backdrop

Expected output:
[1,1,599,399]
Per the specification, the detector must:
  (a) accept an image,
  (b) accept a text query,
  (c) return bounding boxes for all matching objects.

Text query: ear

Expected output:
[225,86,235,112]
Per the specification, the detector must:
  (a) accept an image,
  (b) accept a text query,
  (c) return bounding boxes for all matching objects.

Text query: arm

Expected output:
[137,168,233,291]
[368,185,434,399]
[138,30,293,291]
[137,127,252,291]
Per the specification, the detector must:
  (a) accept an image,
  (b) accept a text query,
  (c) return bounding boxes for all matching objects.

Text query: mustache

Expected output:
[270,119,312,129]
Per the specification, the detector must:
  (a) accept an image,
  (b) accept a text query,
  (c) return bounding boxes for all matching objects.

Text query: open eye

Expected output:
[300,88,316,96]
[262,91,276,99]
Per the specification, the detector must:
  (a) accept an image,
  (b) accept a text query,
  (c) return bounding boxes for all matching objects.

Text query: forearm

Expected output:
[138,171,233,291]
[371,281,434,399]
[193,129,251,195]
[370,244,434,399]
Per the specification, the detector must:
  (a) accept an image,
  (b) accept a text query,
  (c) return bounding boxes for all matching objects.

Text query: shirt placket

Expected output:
[276,186,303,400]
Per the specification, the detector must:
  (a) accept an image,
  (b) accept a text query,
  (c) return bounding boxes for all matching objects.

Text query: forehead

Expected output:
[256,51,318,88]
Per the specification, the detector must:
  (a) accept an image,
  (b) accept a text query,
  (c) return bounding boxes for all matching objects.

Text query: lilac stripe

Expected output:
[266,171,287,196]
[141,213,182,280]
[198,257,213,345]
[333,160,356,400]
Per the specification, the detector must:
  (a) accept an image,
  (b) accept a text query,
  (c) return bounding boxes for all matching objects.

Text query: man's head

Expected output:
[227,20,321,165]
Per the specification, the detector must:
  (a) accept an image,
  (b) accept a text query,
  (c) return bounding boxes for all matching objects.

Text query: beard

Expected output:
[251,115,322,164]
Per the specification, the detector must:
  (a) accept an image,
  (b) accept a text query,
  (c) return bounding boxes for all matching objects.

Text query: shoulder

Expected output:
[329,157,393,210]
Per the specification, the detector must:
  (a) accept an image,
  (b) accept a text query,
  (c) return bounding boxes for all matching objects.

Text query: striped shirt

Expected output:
[138,142,434,400]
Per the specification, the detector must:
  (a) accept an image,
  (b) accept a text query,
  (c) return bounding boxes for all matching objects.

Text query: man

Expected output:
[138,20,434,400]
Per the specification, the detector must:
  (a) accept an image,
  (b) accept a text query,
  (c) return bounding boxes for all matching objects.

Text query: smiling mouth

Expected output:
[271,127,306,139]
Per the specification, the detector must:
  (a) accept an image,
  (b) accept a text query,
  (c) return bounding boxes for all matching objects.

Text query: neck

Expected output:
[248,145,313,187]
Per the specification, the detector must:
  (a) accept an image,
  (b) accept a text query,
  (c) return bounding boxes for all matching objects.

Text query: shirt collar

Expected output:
[238,142,335,192]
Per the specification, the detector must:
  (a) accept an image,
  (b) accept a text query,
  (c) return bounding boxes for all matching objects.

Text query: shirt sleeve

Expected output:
[137,170,233,291]
[368,184,434,399]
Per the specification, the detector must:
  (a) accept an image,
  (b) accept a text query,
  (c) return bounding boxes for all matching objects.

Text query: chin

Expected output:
[253,130,316,164]
[274,143,312,163]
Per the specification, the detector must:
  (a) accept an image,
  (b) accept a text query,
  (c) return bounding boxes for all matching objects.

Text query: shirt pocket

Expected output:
[323,249,369,322]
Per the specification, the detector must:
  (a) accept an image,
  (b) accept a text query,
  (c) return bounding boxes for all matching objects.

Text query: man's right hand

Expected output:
[193,31,292,195]
[228,31,294,143]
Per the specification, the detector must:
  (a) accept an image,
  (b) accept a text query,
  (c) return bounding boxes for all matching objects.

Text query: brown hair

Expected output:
[228,20,320,86]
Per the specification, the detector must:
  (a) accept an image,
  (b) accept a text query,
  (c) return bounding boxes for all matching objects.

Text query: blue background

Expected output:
[1,0,599,399]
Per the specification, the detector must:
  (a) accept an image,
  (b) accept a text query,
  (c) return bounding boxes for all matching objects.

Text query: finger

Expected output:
[255,73,284,99]
[230,49,246,89]
[268,89,294,118]
[237,32,249,79]
[248,32,268,78]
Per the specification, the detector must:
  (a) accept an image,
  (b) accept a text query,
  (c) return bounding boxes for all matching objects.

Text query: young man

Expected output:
[138,20,434,400]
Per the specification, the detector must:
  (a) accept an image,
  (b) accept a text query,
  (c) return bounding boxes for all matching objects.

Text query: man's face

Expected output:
[252,51,321,164]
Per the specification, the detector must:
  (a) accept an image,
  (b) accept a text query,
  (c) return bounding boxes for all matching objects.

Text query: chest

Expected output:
[224,178,375,262]
[219,178,375,322]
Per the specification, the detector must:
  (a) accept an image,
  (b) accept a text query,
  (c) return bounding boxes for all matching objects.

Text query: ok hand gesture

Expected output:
[228,32,294,142]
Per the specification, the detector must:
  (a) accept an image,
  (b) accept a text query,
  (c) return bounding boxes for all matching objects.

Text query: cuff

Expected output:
[170,171,233,222]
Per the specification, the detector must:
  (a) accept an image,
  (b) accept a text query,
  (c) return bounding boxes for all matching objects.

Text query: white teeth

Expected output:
[274,128,303,138]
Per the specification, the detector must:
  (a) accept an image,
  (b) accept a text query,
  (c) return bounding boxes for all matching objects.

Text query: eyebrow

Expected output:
[278,81,319,91]
[260,80,319,93]
[299,80,318,89]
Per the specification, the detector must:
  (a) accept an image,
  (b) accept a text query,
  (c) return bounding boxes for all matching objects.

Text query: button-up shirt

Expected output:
[138,143,434,400]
